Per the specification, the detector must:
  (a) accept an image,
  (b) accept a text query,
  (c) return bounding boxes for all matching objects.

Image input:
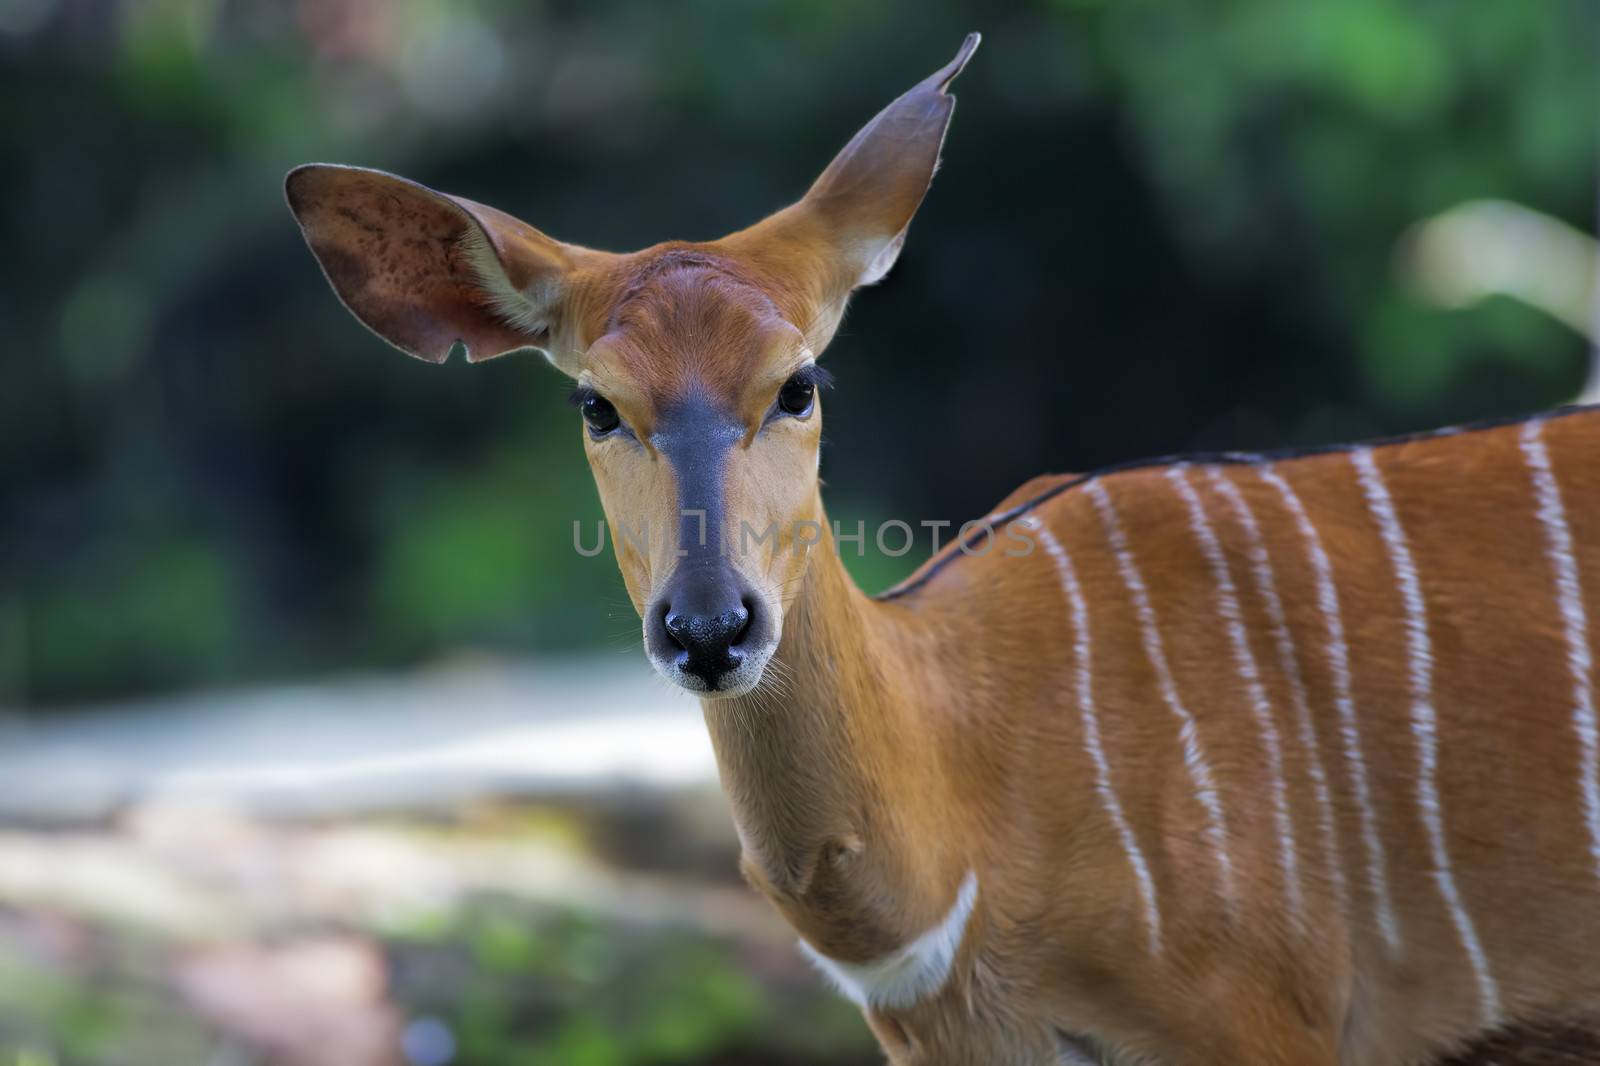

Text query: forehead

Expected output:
[584,255,806,410]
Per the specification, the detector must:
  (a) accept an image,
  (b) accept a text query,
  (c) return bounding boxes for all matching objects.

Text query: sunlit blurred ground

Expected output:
[0,658,877,1065]
[0,656,714,818]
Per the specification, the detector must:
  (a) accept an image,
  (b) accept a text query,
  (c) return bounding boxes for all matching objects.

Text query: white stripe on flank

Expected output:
[1028,516,1164,954]
[1520,419,1600,884]
[1087,478,1237,911]
[1352,446,1502,1025]
[799,871,979,1011]
[1169,467,1302,921]
[1258,465,1400,953]
[1208,467,1349,920]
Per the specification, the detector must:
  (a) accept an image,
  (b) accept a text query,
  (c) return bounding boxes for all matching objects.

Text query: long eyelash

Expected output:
[792,364,834,390]
[568,385,597,408]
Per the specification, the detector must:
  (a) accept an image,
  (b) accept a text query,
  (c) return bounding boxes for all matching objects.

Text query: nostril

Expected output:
[660,604,687,652]
[731,598,754,648]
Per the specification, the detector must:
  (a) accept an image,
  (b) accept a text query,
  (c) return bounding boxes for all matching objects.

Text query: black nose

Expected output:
[647,566,762,689]
[664,602,751,675]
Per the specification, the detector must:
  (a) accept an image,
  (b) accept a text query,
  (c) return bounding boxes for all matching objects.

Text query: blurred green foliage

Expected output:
[0,932,213,1064]
[388,903,871,1065]
[0,0,1594,704]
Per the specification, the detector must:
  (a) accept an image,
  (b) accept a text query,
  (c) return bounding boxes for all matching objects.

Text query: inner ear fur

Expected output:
[284,164,603,371]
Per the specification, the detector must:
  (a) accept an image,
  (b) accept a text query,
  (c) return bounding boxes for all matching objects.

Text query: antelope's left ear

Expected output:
[785,33,979,290]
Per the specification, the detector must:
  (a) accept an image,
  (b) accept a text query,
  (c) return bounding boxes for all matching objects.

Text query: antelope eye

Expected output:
[777,375,816,417]
[581,395,620,435]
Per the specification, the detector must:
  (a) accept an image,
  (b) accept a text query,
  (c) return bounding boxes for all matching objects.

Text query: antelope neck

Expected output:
[703,515,971,945]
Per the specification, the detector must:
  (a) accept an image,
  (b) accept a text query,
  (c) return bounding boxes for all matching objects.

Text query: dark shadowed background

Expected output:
[0,1,1595,1063]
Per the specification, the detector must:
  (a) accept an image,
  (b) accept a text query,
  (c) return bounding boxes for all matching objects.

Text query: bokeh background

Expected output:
[0,1,1596,1063]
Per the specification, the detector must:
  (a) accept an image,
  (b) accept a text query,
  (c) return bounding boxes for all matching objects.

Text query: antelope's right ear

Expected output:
[790,33,979,292]
[284,164,601,373]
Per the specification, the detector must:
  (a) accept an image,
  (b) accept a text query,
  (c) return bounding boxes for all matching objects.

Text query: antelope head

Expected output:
[286,34,978,697]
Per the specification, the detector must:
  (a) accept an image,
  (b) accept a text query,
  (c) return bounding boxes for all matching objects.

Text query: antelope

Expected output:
[285,34,1600,1066]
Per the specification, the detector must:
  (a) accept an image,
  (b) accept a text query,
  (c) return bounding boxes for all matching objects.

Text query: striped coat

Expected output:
[865,405,1600,1062]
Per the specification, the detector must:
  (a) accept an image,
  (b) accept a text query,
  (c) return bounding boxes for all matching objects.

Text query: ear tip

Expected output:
[935,32,981,91]
[284,161,346,186]
[283,163,356,212]
[283,164,426,212]
[283,163,318,206]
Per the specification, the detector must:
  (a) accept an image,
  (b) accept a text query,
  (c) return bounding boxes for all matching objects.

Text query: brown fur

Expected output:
[287,34,1600,1066]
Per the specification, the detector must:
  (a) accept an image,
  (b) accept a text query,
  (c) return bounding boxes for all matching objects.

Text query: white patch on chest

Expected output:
[797,870,979,1011]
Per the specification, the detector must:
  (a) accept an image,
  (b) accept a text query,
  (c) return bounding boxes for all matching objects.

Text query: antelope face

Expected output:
[574,265,829,695]
[285,34,978,698]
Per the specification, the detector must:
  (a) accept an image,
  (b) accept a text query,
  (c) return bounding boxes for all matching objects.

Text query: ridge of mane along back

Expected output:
[880,402,1600,603]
